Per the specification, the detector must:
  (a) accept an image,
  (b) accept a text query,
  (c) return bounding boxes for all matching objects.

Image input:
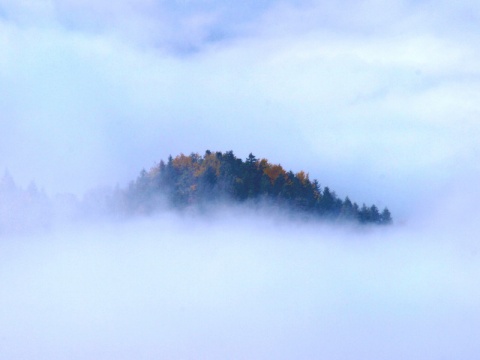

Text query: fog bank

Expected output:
[1,205,479,359]
[1,0,480,357]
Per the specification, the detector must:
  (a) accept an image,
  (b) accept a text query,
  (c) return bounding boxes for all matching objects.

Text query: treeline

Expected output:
[0,151,392,234]
[0,172,52,234]
[0,172,111,235]
[122,150,392,225]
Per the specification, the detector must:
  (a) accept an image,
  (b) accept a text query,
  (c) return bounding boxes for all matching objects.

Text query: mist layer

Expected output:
[1,207,479,359]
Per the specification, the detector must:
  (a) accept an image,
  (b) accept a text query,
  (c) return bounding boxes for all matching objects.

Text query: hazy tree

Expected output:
[380,208,392,224]
[370,205,380,223]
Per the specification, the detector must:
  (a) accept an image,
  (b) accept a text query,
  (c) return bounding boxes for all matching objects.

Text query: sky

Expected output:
[1,1,480,359]
[1,0,480,219]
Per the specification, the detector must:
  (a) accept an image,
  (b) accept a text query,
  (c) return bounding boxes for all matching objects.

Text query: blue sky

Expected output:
[1,0,480,219]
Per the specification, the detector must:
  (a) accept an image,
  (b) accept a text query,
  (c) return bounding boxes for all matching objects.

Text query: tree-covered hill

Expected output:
[122,150,392,225]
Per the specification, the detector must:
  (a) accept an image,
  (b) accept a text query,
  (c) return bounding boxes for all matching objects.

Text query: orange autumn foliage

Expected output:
[263,163,286,184]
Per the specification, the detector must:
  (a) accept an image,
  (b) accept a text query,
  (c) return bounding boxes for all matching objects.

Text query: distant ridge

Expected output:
[121,150,392,225]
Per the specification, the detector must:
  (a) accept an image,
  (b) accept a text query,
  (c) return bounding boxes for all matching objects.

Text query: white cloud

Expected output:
[1,208,480,359]
[1,2,479,357]
[0,0,479,218]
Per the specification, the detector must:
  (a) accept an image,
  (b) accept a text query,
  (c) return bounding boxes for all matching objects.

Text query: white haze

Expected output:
[1,201,480,360]
[1,0,480,358]
[1,0,480,218]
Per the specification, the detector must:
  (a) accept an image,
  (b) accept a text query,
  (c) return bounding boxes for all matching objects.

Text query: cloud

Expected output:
[1,2,479,358]
[1,207,480,359]
[1,0,479,219]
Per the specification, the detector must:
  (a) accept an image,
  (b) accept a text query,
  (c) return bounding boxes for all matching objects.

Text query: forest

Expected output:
[121,150,392,225]
[0,150,392,234]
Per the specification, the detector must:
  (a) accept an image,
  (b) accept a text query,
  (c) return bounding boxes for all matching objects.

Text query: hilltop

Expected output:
[120,150,392,225]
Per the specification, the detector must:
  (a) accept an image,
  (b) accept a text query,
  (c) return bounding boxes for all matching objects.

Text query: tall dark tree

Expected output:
[380,208,392,224]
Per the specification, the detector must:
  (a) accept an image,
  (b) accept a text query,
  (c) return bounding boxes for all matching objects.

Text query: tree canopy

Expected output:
[122,150,392,225]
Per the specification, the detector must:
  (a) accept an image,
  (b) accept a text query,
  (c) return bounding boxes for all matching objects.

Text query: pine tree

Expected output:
[380,208,392,224]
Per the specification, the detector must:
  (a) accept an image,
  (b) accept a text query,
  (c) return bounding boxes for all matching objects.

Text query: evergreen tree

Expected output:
[380,208,392,224]
[370,205,380,223]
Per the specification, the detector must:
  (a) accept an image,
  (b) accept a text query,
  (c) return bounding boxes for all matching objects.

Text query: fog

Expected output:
[1,200,480,359]
[1,0,480,358]
[1,0,480,218]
